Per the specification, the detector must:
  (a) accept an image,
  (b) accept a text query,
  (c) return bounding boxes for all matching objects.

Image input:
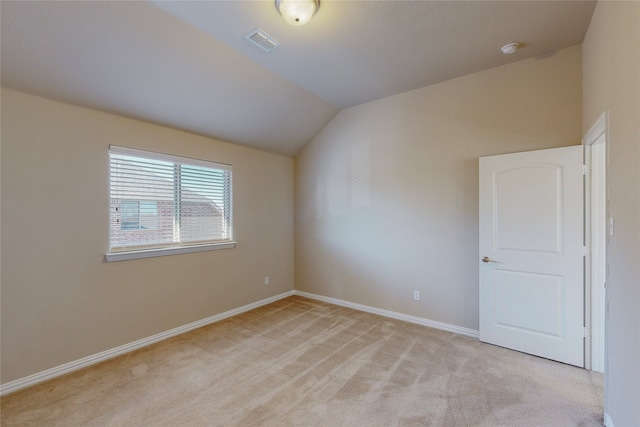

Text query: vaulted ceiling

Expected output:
[1,1,596,156]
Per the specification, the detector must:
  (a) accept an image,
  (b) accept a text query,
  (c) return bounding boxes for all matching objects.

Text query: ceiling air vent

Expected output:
[244,28,281,52]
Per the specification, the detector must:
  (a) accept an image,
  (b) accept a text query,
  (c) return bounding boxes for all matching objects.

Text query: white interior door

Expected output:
[479,146,584,367]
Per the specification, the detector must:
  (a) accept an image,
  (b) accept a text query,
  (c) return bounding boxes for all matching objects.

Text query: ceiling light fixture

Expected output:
[501,43,520,55]
[275,0,319,26]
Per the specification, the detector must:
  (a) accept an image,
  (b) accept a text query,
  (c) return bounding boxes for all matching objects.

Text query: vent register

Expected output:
[244,28,281,52]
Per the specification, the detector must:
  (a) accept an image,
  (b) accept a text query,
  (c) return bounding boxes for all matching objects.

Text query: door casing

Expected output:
[583,111,608,373]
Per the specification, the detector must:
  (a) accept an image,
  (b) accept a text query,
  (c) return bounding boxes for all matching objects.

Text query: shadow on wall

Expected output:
[315,137,371,220]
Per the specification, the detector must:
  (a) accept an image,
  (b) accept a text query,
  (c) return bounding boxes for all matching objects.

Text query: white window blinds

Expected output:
[109,146,233,253]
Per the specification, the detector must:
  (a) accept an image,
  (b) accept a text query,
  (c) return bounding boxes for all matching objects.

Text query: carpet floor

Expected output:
[1,296,604,426]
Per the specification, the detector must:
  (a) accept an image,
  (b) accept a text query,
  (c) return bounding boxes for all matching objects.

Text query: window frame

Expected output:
[106,146,235,262]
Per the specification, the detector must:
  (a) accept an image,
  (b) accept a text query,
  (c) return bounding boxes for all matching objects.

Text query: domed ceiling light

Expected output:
[275,0,319,26]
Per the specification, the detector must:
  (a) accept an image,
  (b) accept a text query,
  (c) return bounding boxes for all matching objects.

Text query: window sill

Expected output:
[105,241,236,262]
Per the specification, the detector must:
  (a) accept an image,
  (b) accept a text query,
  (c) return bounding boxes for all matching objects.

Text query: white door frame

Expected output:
[583,111,608,373]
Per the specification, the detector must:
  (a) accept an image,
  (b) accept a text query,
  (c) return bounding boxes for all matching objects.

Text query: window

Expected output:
[120,201,159,230]
[107,146,234,261]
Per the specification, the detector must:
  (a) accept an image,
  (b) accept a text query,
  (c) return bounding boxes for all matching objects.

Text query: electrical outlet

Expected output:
[264,276,270,286]
[413,290,420,301]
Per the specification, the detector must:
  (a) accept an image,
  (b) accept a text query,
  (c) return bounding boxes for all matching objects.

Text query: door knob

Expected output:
[482,256,496,263]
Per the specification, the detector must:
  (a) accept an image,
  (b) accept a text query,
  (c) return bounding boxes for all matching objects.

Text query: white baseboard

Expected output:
[604,413,614,427]
[0,291,295,396]
[293,290,479,339]
[1,290,478,396]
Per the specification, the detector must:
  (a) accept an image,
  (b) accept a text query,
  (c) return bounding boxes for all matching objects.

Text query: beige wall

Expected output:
[583,2,640,425]
[295,46,582,331]
[0,89,294,383]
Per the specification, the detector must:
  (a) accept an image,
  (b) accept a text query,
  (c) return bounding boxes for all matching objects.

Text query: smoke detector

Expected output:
[501,43,520,55]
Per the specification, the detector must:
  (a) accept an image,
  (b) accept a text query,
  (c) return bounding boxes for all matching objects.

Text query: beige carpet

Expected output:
[1,296,604,426]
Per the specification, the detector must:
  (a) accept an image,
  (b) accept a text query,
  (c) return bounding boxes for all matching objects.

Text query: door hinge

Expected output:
[583,246,589,256]
[583,165,589,176]
[584,327,591,338]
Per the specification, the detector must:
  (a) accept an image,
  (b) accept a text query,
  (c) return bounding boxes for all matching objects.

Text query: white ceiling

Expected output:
[1,1,596,156]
